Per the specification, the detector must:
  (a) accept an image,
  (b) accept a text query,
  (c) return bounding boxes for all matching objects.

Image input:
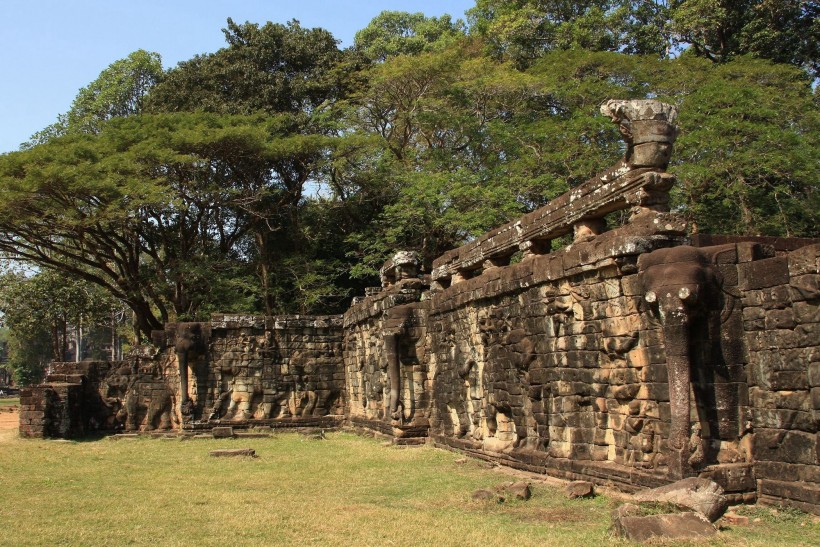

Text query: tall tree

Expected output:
[25,50,163,147]
[147,19,351,313]
[354,10,467,62]
[670,0,819,78]
[467,1,671,66]
[665,56,819,236]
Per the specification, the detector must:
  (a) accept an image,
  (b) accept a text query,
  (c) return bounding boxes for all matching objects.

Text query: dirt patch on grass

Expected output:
[0,407,19,432]
[515,507,593,524]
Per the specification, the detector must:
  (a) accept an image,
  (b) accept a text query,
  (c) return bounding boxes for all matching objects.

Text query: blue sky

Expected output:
[0,0,476,154]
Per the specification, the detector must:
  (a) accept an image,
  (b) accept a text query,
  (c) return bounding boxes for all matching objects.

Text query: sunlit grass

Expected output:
[0,397,19,406]
[0,429,816,546]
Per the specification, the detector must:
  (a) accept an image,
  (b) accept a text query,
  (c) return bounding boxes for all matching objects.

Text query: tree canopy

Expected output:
[2,6,816,346]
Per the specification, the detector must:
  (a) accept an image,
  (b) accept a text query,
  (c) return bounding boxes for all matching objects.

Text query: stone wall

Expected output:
[19,357,176,437]
[739,245,820,513]
[21,314,346,436]
[343,276,430,442]
[188,314,346,425]
[19,99,819,514]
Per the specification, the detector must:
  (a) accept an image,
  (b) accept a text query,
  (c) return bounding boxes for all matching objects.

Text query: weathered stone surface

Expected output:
[565,480,595,499]
[722,512,749,526]
[612,507,717,542]
[208,448,257,458]
[211,427,234,438]
[498,481,531,501]
[634,478,728,522]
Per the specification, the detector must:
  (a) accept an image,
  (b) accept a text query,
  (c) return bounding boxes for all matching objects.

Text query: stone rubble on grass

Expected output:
[633,477,728,523]
[565,480,595,499]
[611,503,717,542]
[208,448,257,458]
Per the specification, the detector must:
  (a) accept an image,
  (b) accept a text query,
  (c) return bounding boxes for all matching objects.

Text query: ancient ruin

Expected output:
[20,100,819,515]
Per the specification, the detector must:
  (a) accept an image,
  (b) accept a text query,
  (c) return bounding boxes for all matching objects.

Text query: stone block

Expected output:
[787,244,820,276]
[753,429,819,465]
[764,309,796,330]
[634,478,728,522]
[612,506,716,542]
[565,480,595,499]
[739,256,789,291]
[212,427,235,438]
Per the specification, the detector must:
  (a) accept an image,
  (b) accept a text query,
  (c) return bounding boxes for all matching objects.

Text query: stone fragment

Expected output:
[612,509,717,542]
[209,448,257,458]
[454,457,467,464]
[565,480,595,499]
[211,426,234,438]
[634,478,727,522]
[498,481,531,501]
[721,512,749,526]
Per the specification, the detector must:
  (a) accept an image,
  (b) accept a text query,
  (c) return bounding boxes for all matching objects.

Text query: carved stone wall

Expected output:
[343,276,431,442]
[19,357,177,437]
[426,216,690,487]
[19,98,819,514]
[200,315,345,424]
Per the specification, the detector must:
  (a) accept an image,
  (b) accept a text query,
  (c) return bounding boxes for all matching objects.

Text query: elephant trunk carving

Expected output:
[173,322,209,420]
[383,304,414,425]
[177,349,189,407]
[639,246,717,479]
[383,332,402,422]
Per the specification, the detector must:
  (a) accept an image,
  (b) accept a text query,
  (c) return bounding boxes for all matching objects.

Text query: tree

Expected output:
[147,19,354,314]
[0,268,123,384]
[467,1,671,66]
[147,19,343,116]
[1,112,341,337]
[25,50,163,147]
[354,11,466,62]
[665,56,819,236]
[670,0,819,79]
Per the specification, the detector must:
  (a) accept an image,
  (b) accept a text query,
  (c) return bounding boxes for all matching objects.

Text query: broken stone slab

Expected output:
[634,477,728,522]
[612,508,717,542]
[721,512,749,526]
[497,481,531,501]
[234,432,272,438]
[565,480,595,499]
[109,434,139,440]
[209,448,257,458]
[211,426,235,438]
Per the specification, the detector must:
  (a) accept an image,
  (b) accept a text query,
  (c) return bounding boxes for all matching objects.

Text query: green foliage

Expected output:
[667,56,819,236]
[26,50,163,147]
[0,268,123,383]
[670,0,819,79]
[354,11,467,62]
[147,19,344,116]
[467,1,671,66]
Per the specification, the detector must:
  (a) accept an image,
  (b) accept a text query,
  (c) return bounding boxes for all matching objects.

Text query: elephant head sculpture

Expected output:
[174,322,209,420]
[638,245,723,478]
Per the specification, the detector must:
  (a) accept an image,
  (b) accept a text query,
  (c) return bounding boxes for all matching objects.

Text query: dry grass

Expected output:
[0,428,817,546]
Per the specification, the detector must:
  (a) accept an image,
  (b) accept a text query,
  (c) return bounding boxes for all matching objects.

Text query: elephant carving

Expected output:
[174,322,209,421]
[120,382,174,431]
[638,245,736,478]
[383,304,415,425]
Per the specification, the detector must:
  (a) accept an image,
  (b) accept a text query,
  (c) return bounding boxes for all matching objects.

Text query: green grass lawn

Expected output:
[0,429,817,546]
[0,396,19,406]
